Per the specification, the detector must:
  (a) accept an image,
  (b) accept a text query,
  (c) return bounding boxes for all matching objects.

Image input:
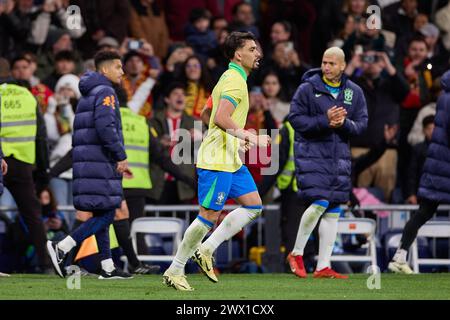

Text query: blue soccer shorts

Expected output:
[197,165,258,211]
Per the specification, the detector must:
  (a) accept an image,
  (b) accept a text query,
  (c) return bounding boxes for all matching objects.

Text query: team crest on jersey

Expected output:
[215,192,226,205]
[344,88,353,105]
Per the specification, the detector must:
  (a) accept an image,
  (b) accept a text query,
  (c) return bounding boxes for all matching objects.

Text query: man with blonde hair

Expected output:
[287,47,368,278]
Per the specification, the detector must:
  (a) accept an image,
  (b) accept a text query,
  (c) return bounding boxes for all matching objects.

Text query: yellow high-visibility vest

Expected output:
[0,84,37,164]
[276,121,298,192]
[120,107,152,189]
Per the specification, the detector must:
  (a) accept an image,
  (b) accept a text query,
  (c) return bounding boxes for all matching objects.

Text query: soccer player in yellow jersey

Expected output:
[163,32,271,291]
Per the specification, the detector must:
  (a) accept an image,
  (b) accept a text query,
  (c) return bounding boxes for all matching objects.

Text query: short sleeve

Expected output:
[220,76,244,108]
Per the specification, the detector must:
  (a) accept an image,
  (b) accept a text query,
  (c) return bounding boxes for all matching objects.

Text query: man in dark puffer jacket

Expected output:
[46,51,133,279]
[389,69,450,274]
[287,47,368,279]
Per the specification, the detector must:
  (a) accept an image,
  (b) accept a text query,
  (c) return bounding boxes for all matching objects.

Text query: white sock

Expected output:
[291,200,329,256]
[393,248,408,263]
[201,207,262,256]
[167,216,213,275]
[316,211,339,271]
[101,258,115,272]
[58,236,76,254]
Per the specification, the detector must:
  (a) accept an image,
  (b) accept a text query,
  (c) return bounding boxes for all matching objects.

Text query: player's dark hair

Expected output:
[94,50,121,70]
[223,31,257,60]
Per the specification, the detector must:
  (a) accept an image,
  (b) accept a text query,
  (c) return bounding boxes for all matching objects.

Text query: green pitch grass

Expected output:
[0,273,449,300]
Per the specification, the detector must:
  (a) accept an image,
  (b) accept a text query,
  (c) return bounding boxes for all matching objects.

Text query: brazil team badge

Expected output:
[344,88,353,105]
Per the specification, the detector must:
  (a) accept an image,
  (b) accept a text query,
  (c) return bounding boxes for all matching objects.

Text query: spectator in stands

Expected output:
[128,0,169,60]
[48,74,79,210]
[342,0,368,19]
[394,12,430,60]
[96,36,120,53]
[30,0,86,47]
[43,50,77,91]
[404,115,435,205]
[149,83,198,204]
[244,88,277,185]
[328,13,357,48]
[258,40,308,100]
[407,80,441,146]
[419,23,450,78]
[10,55,56,115]
[185,8,218,60]
[39,187,69,241]
[175,55,213,119]
[342,14,386,60]
[229,1,260,38]
[211,16,228,40]
[346,50,409,201]
[71,0,131,59]
[163,43,195,74]
[0,0,31,59]
[397,35,431,197]
[264,20,296,61]
[163,0,219,41]
[208,26,230,82]
[121,47,160,118]
[270,21,292,46]
[36,28,82,80]
[45,74,77,150]
[435,1,450,52]
[383,0,418,43]
[260,70,290,128]
[22,52,40,86]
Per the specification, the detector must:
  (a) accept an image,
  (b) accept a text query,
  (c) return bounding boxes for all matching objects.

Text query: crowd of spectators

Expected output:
[1,0,450,272]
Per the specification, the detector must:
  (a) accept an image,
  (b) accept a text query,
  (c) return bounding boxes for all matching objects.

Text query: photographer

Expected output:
[346,49,410,201]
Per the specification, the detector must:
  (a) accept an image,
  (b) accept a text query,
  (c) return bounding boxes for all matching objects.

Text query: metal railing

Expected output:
[1,204,449,268]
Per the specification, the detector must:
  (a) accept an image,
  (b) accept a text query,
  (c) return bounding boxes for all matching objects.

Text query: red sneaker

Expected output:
[286,253,307,278]
[313,267,349,279]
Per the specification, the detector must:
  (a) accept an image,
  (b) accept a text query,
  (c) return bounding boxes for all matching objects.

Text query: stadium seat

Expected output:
[411,219,450,273]
[130,217,185,263]
[329,218,378,272]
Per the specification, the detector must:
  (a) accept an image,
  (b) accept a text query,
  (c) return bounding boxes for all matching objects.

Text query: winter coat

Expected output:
[72,72,126,211]
[418,70,450,204]
[288,68,368,204]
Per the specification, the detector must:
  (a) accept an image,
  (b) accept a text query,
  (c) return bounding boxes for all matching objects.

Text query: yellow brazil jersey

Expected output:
[196,62,249,172]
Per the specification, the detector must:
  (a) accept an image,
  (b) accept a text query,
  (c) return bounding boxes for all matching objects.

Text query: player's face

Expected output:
[103,59,124,84]
[321,54,345,82]
[239,40,261,72]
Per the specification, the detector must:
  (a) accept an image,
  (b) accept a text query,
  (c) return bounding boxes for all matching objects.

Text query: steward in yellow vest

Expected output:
[258,119,308,254]
[0,80,51,271]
